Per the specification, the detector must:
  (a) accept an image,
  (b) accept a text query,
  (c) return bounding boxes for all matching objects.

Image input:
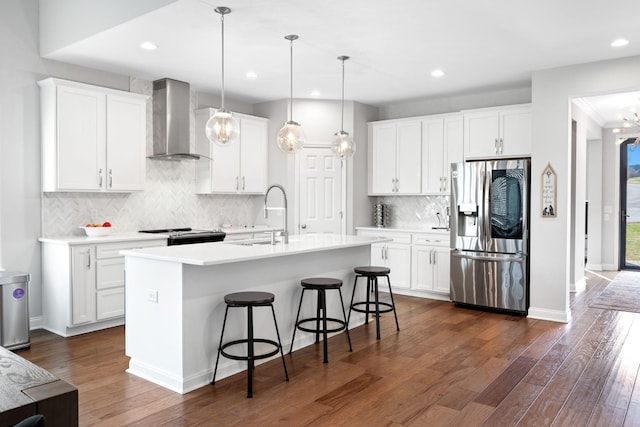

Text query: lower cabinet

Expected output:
[356,228,450,299]
[42,238,166,336]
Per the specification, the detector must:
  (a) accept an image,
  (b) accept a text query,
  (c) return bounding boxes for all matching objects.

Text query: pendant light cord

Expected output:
[340,58,345,132]
[220,12,226,110]
[289,38,293,122]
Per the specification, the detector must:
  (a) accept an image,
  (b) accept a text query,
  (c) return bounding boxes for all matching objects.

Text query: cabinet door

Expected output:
[385,243,411,289]
[71,246,96,325]
[96,258,125,290]
[396,121,422,194]
[432,246,451,294]
[97,288,125,320]
[464,110,500,159]
[500,107,532,157]
[371,123,397,194]
[56,85,105,191]
[211,136,241,192]
[411,245,434,291]
[106,94,146,191]
[370,243,386,267]
[422,118,445,194]
[443,116,464,193]
[239,117,268,193]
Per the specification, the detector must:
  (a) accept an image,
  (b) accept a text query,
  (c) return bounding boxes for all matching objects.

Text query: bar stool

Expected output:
[212,291,289,398]
[289,277,352,363]
[348,266,400,339]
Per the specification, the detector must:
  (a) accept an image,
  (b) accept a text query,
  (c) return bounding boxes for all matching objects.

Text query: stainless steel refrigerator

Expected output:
[450,159,530,314]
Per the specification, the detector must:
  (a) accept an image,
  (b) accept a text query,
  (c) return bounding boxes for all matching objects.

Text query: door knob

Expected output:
[301,224,307,229]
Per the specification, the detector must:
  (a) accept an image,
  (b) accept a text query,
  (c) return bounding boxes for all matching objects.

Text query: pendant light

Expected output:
[276,35,305,153]
[205,6,239,146]
[331,56,356,158]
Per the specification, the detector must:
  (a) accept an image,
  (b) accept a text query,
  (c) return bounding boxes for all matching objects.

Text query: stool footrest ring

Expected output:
[220,338,281,362]
[350,301,394,314]
[296,317,347,334]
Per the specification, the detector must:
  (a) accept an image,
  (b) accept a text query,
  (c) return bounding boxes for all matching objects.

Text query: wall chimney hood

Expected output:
[150,78,200,160]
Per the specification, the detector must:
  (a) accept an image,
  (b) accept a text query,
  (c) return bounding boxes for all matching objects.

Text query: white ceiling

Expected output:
[42,0,640,120]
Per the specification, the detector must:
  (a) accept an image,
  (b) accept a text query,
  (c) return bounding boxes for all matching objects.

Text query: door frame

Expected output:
[619,136,640,270]
[294,144,347,235]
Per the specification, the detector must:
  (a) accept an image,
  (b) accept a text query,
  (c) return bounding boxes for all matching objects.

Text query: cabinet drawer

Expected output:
[357,230,411,244]
[412,233,449,246]
[96,239,166,258]
[96,287,124,320]
[96,258,124,290]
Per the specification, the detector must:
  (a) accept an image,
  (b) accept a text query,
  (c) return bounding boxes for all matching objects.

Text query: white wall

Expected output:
[529,55,640,322]
[601,128,621,269]
[587,138,603,270]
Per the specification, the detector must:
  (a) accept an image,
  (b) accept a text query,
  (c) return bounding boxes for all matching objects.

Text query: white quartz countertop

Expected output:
[121,234,391,266]
[356,226,450,234]
[38,232,171,245]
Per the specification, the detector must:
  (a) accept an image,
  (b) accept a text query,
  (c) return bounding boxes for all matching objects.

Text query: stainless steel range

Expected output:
[139,227,226,245]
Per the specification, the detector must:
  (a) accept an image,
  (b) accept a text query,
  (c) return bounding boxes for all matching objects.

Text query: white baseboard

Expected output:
[528,307,570,323]
[571,277,586,293]
[602,263,619,271]
[585,263,603,271]
[29,316,43,330]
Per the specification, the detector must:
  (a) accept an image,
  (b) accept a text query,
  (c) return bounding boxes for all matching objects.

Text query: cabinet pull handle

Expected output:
[98,168,103,187]
[235,176,239,191]
[242,176,246,191]
[500,137,504,154]
[87,249,91,269]
[108,169,113,188]
[494,138,498,154]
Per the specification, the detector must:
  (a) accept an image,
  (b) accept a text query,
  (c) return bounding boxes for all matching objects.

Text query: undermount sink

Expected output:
[224,238,279,246]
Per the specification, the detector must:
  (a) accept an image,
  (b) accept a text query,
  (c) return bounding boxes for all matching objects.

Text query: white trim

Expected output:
[602,263,619,271]
[29,316,43,330]
[585,263,603,271]
[571,277,586,293]
[527,307,570,323]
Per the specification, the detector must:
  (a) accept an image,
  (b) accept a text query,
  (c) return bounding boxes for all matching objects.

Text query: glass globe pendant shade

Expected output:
[205,109,239,146]
[332,130,356,158]
[276,120,305,153]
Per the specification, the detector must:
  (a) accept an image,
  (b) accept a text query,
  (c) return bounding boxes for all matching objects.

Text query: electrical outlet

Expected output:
[146,289,158,303]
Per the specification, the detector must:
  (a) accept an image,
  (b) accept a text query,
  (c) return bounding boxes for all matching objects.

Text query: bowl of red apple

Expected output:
[81,222,113,236]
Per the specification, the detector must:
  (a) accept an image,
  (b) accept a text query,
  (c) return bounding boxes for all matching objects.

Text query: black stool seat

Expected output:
[212,291,288,398]
[290,277,352,363]
[225,291,274,306]
[301,277,343,289]
[348,265,399,339]
[354,266,391,276]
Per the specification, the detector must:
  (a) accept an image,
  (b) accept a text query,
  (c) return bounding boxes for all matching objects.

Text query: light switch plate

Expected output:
[146,289,159,303]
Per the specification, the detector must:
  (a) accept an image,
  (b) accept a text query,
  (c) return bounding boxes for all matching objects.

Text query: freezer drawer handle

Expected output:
[451,250,525,262]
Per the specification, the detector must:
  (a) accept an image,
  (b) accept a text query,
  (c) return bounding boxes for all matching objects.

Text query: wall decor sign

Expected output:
[541,162,557,217]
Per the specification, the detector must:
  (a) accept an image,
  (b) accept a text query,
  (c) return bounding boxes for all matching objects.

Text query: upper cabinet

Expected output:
[422,114,463,194]
[195,108,268,194]
[39,78,147,192]
[463,104,531,159]
[368,120,422,195]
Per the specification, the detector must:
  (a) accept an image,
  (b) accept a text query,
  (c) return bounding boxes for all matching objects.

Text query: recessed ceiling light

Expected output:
[140,41,157,50]
[246,71,257,79]
[611,38,629,47]
[431,69,445,78]
[310,90,320,97]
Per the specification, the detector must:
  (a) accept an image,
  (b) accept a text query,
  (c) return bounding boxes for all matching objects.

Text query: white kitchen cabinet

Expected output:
[369,120,422,195]
[422,114,463,194]
[463,104,531,159]
[357,230,411,289]
[41,238,166,337]
[411,233,450,294]
[195,108,268,194]
[38,78,147,192]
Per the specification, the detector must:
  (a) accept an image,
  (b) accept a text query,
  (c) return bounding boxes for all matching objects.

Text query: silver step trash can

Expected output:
[0,271,30,350]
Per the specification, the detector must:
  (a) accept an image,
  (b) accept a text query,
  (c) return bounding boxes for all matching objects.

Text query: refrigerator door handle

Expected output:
[451,249,526,263]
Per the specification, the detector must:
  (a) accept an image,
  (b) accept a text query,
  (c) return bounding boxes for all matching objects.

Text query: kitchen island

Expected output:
[121,234,389,394]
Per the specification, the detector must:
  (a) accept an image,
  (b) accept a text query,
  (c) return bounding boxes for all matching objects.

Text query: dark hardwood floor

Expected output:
[16,270,640,426]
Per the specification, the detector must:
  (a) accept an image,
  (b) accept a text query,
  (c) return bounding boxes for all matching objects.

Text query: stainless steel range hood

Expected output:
[150,78,200,160]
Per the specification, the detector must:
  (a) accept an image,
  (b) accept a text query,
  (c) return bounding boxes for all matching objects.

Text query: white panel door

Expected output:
[57,85,104,190]
[106,93,146,191]
[298,147,343,235]
[71,246,96,325]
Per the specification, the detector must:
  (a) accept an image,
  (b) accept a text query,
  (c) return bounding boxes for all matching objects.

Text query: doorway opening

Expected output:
[620,138,640,270]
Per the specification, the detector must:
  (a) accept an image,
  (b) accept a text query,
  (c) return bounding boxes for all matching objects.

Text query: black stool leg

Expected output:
[373,276,381,339]
[338,288,352,352]
[320,289,328,363]
[289,288,305,354]
[212,305,230,384]
[386,275,400,332]
[247,305,254,398]
[270,304,289,381]
[365,276,371,324]
[347,275,359,327]
[315,290,322,344]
